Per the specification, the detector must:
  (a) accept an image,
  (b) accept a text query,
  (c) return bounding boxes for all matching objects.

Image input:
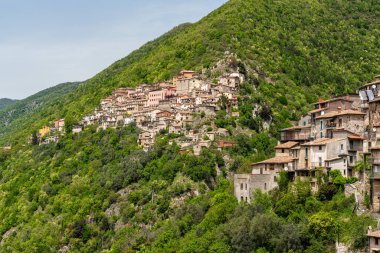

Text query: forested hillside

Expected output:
[1,0,380,145]
[0,125,375,252]
[0,99,17,110]
[0,0,380,252]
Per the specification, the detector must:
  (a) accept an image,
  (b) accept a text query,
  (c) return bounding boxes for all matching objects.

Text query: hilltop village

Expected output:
[35,72,380,215]
[36,70,241,152]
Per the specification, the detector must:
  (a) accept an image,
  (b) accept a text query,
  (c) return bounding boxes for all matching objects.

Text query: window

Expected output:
[376,238,379,245]
[320,132,323,138]
[260,168,263,174]
[319,145,322,150]
[245,197,248,202]
[282,148,285,153]
[305,148,308,159]
[240,196,244,202]
[341,144,344,150]
[264,183,267,190]
[320,120,323,130]
[274,176,277,182]
[344,170,346,175]
[240,183,243,190]
[245,184,247,190]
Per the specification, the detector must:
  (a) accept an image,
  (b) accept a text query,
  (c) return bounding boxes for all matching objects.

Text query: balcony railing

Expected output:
[310,162,328,169]
[361,103,369,109]
[325,122,337,128]
[370,158,380,165]
[281,133,311,141]
[348,145,362,151]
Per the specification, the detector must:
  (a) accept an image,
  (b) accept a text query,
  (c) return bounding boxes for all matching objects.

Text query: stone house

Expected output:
[138,131,155,150]
[176,78,203,95]
[367,227,380,253]
[193,140,212,156]
[169,122,182,134]
[280,125,311,143]
[314,109,365,139]
[298,138,351,177]
[146,88,175,107]
[72,125,83,134]
[54,119,65,132]
[234,156,293,203]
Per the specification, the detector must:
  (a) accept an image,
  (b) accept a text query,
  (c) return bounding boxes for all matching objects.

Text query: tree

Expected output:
[64,114,75,134]
[308,211,337,241]
[31,130,39,145]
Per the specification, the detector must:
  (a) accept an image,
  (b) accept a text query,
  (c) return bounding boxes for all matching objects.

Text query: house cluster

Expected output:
[235,75,380,209]
[35,119,66,144]
[80,70,243,152]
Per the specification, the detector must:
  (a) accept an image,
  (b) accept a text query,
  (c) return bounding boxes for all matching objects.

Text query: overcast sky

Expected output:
[0,0,227,99]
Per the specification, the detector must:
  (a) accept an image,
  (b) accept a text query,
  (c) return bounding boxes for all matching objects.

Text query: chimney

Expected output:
[368,226,373,234]
[337,106,342,113]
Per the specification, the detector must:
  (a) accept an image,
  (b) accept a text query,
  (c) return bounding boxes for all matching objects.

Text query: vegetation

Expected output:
[0,0,379,251]
[0,126,375,252]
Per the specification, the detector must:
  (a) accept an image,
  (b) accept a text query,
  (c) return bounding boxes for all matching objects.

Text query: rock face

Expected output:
[0,227,16,245]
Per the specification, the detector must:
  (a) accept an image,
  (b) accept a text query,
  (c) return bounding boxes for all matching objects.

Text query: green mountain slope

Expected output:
[0,99,18,110]
[2,0,380,145]
[0,82,80,145]
[0,0,379,252]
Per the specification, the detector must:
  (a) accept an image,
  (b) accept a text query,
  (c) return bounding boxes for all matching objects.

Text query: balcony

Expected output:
[325,122,337,129]
[370,158,380,165]
[348,145,362,152]
[348,160,359,167]
[372,172,380,179]
[310,162,328,169]
[361,103,369,109]
[281,133,311,142]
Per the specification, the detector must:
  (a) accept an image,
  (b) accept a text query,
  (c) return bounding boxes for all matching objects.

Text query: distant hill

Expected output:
[0,98,18,110]
[0,82,80,145]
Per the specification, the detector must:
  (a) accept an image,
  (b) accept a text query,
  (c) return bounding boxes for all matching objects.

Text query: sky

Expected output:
[0,0,228,99]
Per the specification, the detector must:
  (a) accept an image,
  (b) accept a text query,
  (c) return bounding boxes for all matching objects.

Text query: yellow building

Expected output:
[39,126,50,137]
